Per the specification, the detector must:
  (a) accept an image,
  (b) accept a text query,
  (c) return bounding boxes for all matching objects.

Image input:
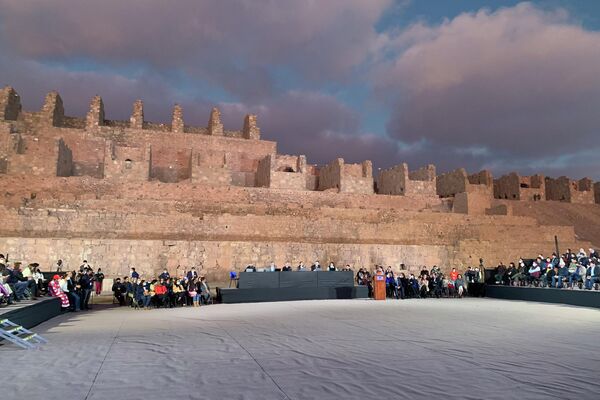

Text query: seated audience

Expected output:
[112,278,126,306]
[585,262,600,290]
[455,274,465,298]
[48,275,70,310]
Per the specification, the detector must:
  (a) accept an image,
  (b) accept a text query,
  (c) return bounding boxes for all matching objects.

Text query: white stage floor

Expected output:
[2,298,599,400]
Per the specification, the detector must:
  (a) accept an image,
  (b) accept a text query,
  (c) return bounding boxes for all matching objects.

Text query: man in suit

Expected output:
[186,267,198,280]
[585,262,600,290]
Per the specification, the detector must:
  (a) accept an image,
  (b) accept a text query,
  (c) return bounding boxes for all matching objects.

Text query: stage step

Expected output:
[0,318,47,349]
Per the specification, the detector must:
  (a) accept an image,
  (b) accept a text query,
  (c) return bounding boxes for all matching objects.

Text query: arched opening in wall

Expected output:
[512,194,517,199]
[125,159,132,169]
[277,166,295,172]
[520,183,529,188]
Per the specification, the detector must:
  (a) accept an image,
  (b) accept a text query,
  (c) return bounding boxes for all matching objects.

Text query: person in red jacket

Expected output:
[450,268,459,283]
[154,279,169,308]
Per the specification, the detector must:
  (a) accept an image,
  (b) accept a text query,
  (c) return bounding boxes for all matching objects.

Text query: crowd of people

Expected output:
[356,263,485,299]
[243,260,353,272]
[241,260,484,299]
[0,254,46,305]
[0,255,107,311]
[111,267,212,309]
[3,248,600,310]
[492,248,600,290]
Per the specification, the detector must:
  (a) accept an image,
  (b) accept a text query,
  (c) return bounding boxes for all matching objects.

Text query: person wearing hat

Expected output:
[48,274,70,310]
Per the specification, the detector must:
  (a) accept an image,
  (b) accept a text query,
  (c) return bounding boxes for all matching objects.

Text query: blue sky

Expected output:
[1,0,600,178]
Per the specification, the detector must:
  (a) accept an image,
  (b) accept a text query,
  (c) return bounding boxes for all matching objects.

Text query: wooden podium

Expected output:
[373,273,386,300]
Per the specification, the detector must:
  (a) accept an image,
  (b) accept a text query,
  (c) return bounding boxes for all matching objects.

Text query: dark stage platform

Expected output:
[486,285,600,309]
[0,297,61,329]
[218,271,368,303]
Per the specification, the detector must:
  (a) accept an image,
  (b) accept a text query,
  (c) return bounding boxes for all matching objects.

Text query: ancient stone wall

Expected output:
[150,147,191,183]
[0,85,597,283]
[103,142,150,181]
[340,160,373,194]
[0,86,22,121]
[207,108,223,136]
[377,164,407,195]
[0,202,584,280]
[468,170,493,186]
[494,173,520,200]
[595,182,600,204]
[494,173,545,201]
[545,176,594,204]
[40,91,65,127]
[452,188,491,215]
[56,139,73,177]
[242,114,260,140]
[255,155,272,188]
[378,163,436,196]
[318,158,342,191]
[86,96,105,130]
[171,104,184,133]
[129,100,144,130]
[437,168,468,197]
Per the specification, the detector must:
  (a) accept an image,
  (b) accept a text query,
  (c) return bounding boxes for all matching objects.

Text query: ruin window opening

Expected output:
[520,183,529,188]
[277,166,295,173]
[125,159,133,169]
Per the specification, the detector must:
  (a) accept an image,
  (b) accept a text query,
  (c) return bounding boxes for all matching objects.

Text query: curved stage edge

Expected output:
[0,297,61,329]
[485,285,600,309]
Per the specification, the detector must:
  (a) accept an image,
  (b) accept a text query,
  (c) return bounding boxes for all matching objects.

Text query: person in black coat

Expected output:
[79,271,94,310]
[112,278,127,306]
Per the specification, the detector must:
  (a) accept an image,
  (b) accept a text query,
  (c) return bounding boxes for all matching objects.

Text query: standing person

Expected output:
[94,268,105,295]
[79,270,93,310]
[48,275,70,310]
[130,267,140,280]
[186,267,198,281]
[55,259,64,272]
[33,266,46,296]
[80,260,90,273]
[199,276,211,305]
[159,269,170,281]
[327,262,336,271]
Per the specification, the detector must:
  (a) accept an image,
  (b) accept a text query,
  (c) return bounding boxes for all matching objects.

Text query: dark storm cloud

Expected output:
[375,3,600,177]
[0,0,391,101]
[1,1,600,179]
[218,91,402,167]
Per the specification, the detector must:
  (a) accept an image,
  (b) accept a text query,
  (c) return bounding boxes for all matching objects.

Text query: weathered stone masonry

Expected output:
[0,85,597,280]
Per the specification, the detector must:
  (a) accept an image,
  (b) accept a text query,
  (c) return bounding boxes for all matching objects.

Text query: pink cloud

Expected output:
[0,0,391,100]
[375,3,600,160]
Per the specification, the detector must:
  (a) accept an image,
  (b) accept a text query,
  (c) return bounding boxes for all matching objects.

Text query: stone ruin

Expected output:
[0,85,598,281]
